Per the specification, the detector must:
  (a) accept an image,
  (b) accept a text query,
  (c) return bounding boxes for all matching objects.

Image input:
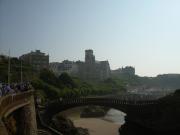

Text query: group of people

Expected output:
[0,82,32,97]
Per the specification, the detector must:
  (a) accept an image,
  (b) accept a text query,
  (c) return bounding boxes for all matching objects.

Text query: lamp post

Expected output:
[8,49,11,85]
[21,59,23,83]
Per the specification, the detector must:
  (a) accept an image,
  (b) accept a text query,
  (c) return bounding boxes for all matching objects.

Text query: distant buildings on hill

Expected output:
[49,60,78,75]
[49,49,135,80]
[50,49,111,80]
[19,50,49,71]
[111,66,135,77]
[17,49,135,79]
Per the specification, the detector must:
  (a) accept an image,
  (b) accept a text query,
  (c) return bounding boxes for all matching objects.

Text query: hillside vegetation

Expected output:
[0,55,126,102]
[1,55,180,102]
[0,55,33,82]
[32,69,126,101]
[116,74,180,91]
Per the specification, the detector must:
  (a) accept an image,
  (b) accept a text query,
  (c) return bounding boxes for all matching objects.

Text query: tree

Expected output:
[58,73,77,89]
[39,69,63,88]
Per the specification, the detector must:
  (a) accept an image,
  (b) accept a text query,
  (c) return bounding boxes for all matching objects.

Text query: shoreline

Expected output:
[59,107,124,135]
[73,118,121,135]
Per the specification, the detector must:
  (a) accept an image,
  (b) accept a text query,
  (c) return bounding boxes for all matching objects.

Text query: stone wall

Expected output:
[19,95,38,135]
[0,95,38,135]
[0,119,8,135]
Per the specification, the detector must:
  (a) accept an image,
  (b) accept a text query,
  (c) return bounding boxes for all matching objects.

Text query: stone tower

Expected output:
[85,49,95,64]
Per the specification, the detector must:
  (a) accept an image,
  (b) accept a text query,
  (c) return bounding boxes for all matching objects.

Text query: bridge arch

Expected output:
[0,91,34,119]
[0,90,38,135]
[42,97,157,123]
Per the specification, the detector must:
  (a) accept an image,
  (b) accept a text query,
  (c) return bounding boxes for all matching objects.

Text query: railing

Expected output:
[87,93,169,100]
[0,90,34,118]
[52,97,157,107]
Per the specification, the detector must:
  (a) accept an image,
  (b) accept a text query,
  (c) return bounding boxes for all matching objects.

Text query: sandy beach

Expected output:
[74,118,121,135]
[59,107,122,135]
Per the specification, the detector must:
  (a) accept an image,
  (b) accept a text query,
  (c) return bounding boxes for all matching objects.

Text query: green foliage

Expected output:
[0,55,126,100]
[59,88,80,98]
[31,77,60,100]
[0,56,33,83]
[79,82,94,96]
[39,69,63,88]
[59,73,77,89]
[87,77,126,96]
[32,71,180,100]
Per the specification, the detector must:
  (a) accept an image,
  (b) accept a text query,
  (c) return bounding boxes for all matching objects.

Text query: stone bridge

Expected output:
[0,90,38,135]
[0,91,166,135]
[43,96,160,125]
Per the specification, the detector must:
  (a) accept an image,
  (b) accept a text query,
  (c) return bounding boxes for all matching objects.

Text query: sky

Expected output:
[0,0,180,77]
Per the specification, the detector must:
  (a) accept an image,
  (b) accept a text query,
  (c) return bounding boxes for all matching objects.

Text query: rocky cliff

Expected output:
[119,89,180,135]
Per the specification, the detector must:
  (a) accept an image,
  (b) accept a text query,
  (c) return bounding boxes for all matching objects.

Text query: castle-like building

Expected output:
[50,49,110,80]
[50,49,135,80]
[76,50,111,80]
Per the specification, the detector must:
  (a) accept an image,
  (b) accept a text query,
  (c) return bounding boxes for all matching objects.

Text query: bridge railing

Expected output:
[49,97,157,109]
[0,90,34,118]
[93,93,169,101]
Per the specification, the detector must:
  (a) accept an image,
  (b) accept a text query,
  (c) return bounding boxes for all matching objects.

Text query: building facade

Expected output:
[19,50,49,71]
[111,66,135,77]
[49,49,111,80]
[49,60,78,76]
[76,49,110,80]
[49,49,135,80]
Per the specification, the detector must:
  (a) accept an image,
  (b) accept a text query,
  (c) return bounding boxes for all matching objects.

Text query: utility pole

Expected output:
[21,59,23,83]
[8,49,11,85]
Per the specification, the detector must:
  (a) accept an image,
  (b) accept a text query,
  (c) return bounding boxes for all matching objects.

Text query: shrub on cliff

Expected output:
[39,69,63,88]
[174,89,180,95]
[59,72,77,89]
[51,115,89,135]
[31,78,60,100]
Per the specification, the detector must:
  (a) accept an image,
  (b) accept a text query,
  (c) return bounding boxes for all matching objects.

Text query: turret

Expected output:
[85,49,95,64]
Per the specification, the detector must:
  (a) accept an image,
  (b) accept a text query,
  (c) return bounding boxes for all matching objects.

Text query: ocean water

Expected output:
[104,109,126,125]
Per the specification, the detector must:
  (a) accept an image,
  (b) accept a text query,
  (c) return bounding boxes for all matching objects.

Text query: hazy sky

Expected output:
[1,0,180,77]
